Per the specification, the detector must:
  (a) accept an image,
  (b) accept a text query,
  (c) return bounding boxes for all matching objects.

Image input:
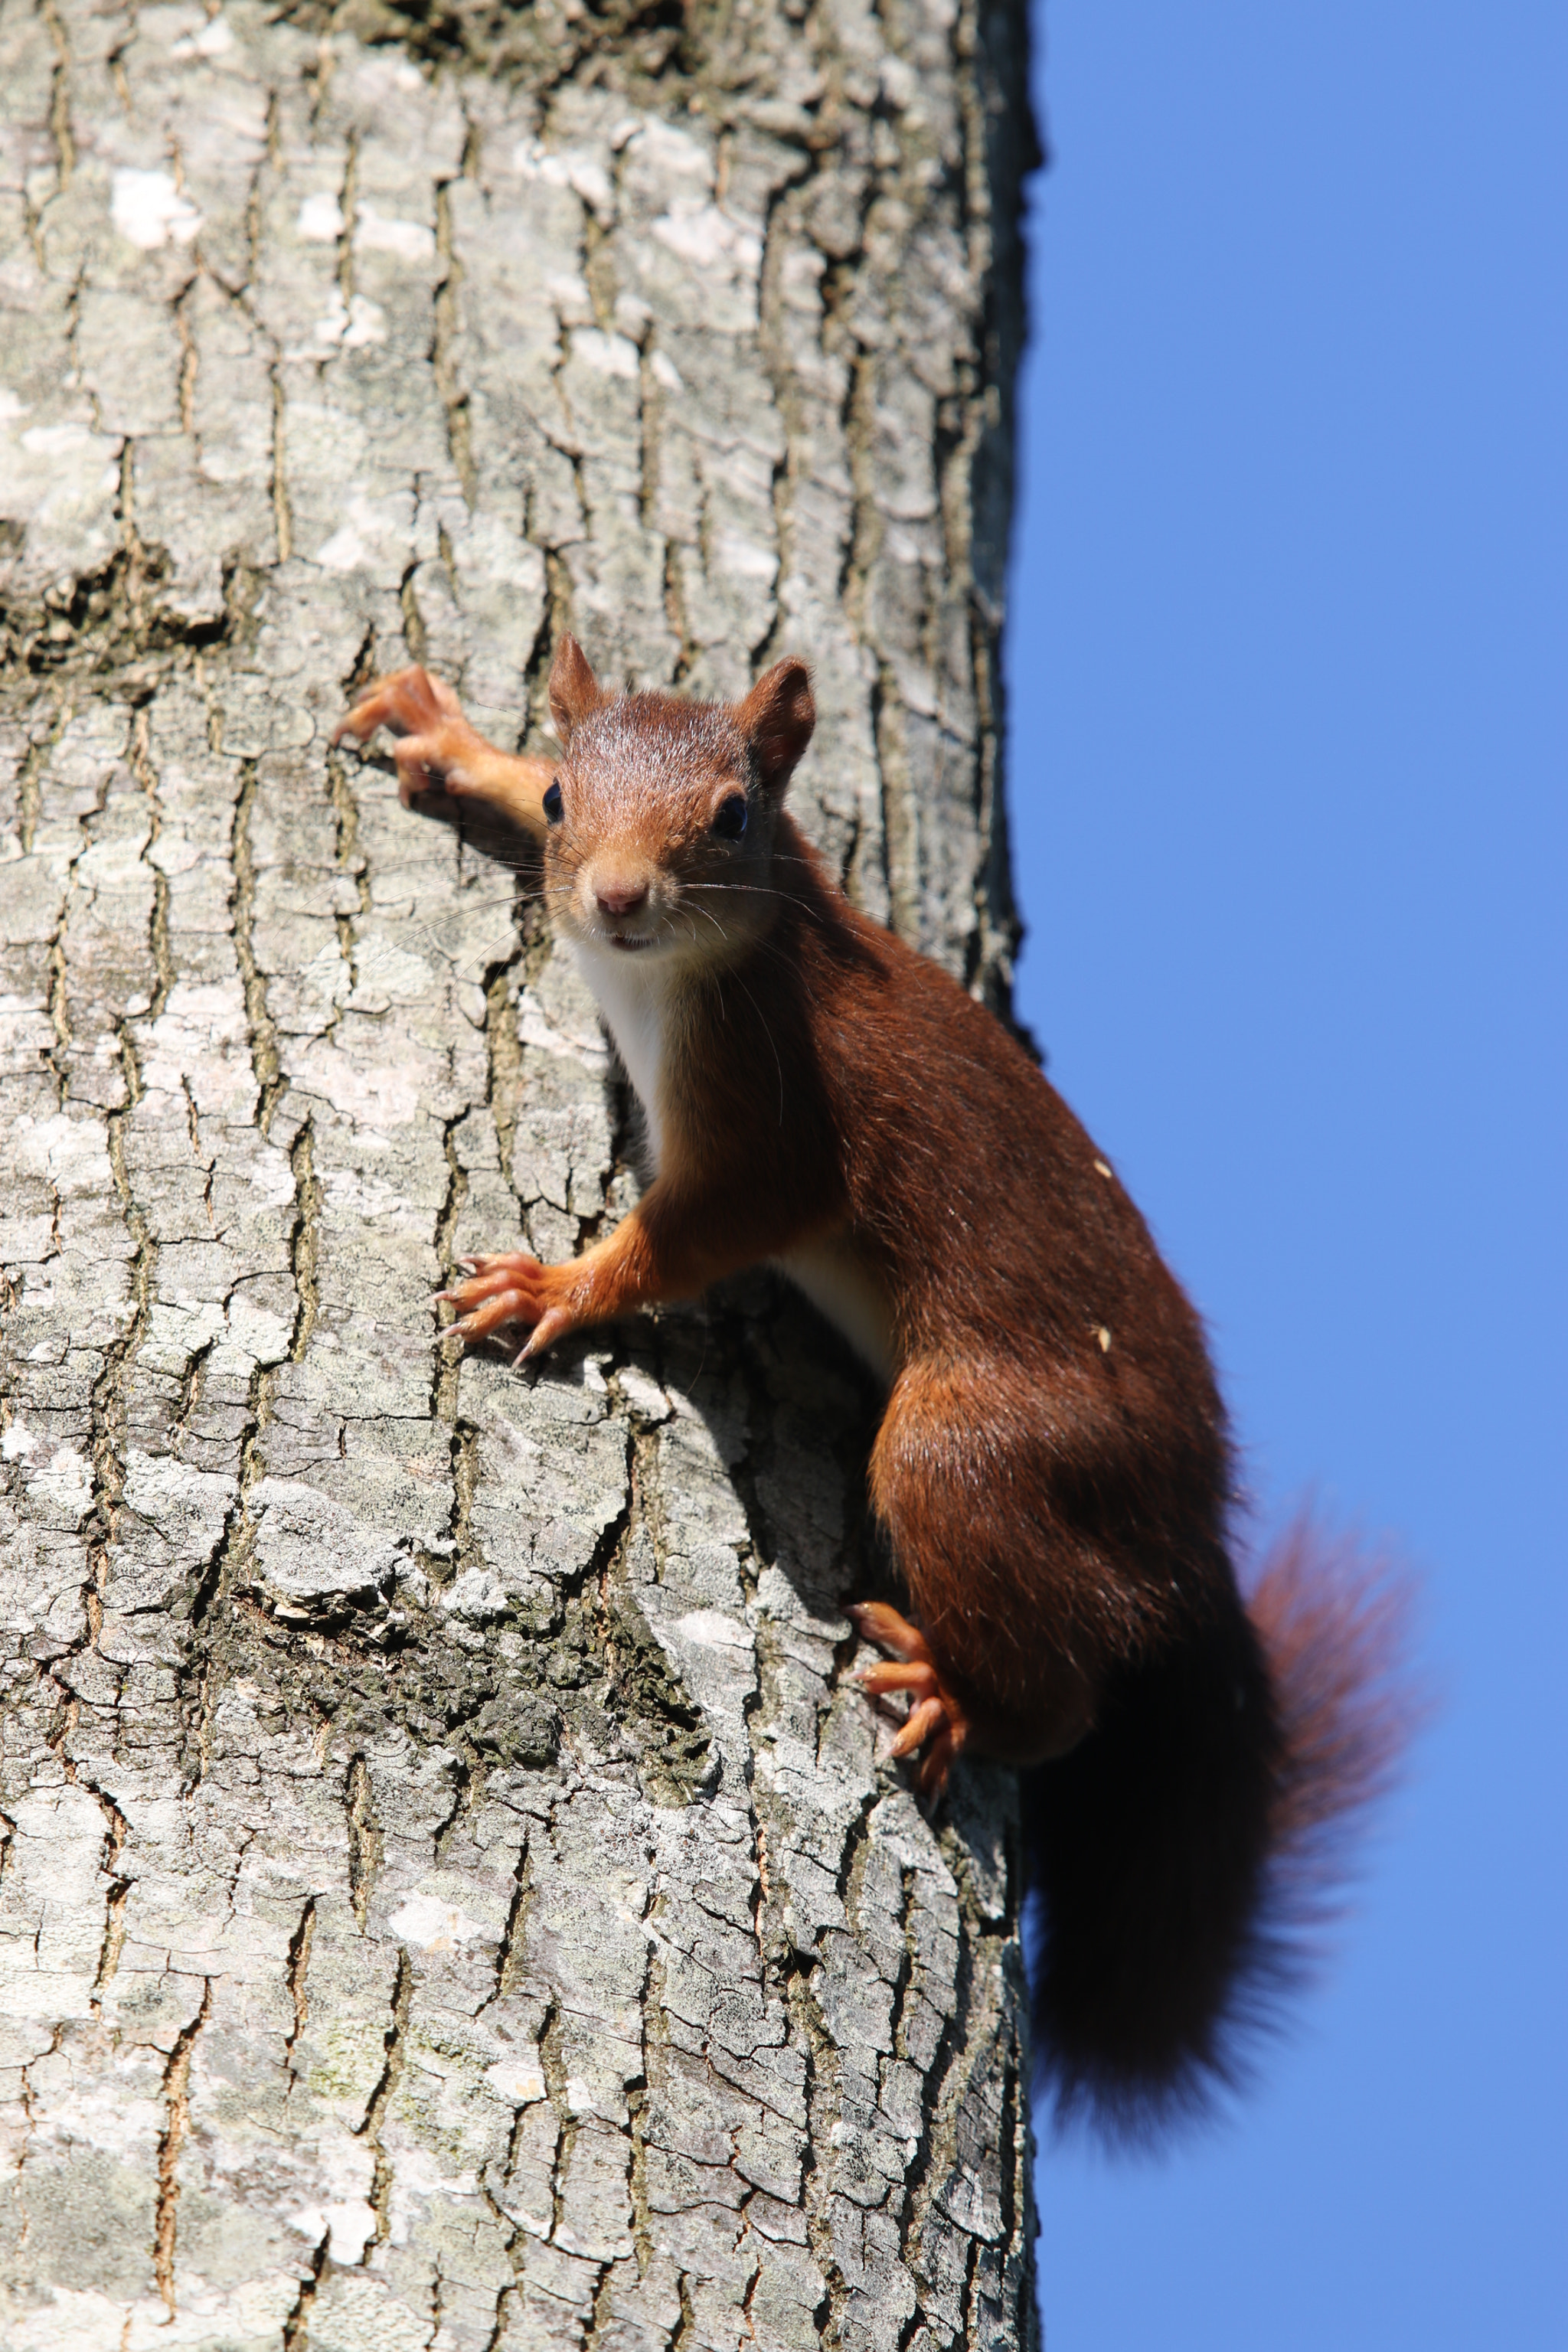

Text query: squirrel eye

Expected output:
[543,779,563,825]
[713,793,748,841]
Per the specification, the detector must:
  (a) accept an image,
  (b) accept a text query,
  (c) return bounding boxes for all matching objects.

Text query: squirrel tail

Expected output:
[1022,1519,1418,2142]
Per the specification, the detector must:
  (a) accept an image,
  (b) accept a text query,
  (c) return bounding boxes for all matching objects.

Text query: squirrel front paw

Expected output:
[334,665,480,807]
[434,1253,580,1361]
[849,1601,971,1795]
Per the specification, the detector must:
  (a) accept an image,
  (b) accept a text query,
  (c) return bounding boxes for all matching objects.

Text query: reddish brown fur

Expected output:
[337,644,1416,2135]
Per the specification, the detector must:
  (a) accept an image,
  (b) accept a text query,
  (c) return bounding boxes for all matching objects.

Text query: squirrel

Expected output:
[335,642,1413,2137]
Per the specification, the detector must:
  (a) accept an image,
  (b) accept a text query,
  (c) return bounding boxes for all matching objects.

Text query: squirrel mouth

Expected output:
[607,931,655,952]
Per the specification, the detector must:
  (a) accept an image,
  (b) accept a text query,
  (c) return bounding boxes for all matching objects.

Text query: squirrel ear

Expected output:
[735,658,815,792]
[547,635,605,742]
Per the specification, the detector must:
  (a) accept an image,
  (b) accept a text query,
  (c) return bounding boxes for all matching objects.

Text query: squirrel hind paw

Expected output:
[850,1602,971,1792]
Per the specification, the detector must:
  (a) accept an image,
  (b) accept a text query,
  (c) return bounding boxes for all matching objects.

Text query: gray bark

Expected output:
[0,0,1038,2345]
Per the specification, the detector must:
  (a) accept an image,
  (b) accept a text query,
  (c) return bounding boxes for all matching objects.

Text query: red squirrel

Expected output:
[335,643,1412,2134]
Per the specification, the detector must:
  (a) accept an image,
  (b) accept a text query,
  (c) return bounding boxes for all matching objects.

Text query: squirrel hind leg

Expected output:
[865,1357,1101,1767]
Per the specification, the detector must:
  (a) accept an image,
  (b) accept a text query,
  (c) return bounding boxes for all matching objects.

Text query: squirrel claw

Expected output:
[516,1305,577,1361]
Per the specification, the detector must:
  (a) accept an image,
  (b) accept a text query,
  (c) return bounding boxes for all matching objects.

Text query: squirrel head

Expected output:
[541,635,815,968]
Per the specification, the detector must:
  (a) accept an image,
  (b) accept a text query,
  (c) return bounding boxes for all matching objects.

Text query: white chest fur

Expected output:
[570,940,896,1385]
[570,939,671,1174]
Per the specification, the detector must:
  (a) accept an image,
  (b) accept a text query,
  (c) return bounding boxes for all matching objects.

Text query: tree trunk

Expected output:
[0,0,1037,2344]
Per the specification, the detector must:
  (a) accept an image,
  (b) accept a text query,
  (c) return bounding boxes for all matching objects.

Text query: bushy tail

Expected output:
[1022,1521,1418,2142]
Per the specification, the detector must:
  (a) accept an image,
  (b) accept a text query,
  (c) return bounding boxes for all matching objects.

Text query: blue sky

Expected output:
[1004,4,1566,2344]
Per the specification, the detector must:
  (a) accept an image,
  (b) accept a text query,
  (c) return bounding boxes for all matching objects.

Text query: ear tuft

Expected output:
[735,658,815,792]
[548,635,605,742]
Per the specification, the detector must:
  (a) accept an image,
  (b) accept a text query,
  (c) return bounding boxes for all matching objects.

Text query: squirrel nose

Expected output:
[595,876,649,918]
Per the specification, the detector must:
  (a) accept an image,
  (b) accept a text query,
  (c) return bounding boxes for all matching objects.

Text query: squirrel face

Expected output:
[542,636,817,972]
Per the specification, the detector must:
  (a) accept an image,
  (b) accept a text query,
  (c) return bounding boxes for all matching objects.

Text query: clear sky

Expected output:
[1004,4,1566,2345]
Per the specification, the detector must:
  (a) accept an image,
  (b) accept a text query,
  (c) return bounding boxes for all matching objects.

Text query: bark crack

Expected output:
[153,1975,214,2315]
[285,1895,317,2082]
[230,760,284,1132]
[41,0,74,188]
[345,1750,383,1929]
[358,1946,413,2254]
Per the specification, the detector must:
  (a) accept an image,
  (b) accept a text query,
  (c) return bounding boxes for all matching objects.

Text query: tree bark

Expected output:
[0,0,1037,2345]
